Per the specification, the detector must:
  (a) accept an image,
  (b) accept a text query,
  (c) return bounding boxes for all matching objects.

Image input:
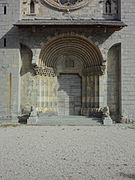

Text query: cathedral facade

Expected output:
[0,0,135,124]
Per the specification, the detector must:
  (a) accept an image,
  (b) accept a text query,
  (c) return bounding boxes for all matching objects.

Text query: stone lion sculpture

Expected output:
[101,106,110,118]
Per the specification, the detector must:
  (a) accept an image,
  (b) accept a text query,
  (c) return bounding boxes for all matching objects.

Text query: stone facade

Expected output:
[0,0,135,123]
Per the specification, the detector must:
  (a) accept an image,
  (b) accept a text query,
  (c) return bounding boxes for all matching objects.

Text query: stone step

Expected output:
[34,115,103,126]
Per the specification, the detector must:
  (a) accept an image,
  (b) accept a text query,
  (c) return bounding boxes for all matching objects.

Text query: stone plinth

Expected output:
[27,116,39,124]
[103,116,113,126]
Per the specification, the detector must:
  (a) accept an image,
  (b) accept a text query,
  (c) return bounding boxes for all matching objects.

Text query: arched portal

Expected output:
[34,35,105,116]
[39,35,103,68]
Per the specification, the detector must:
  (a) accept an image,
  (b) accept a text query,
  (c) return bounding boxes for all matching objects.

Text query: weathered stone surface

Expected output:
[0,0,135,124]
[103,117,113,126]
[27,106,39,124]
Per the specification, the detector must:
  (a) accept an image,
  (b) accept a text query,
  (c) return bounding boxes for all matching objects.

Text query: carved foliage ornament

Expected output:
[34,66,56,77]
[43,0,88,10]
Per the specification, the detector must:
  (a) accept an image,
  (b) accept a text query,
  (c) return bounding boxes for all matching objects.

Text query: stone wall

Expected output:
[0,0,135,122]
[0,0,20,121]
[18,28,120,117]
[21,0,119,20]
[120,0,135,122]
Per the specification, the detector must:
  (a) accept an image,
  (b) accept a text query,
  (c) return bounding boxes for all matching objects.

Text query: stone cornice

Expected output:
[15,19,126,29]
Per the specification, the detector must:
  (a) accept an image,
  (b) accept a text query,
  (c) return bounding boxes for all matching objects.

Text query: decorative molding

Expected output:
[39,34,104,68]
[33,66,56,77]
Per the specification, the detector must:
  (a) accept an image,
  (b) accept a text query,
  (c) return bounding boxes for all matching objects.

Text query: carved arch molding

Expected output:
[19,34,106,115]
[32,34,105,115]
[37,34,105,76]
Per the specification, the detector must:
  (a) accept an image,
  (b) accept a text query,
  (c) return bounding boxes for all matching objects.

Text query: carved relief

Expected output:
[103,0,118,18]
[21,0,39,16]
[34,66,56,77]
[101,106,110,117]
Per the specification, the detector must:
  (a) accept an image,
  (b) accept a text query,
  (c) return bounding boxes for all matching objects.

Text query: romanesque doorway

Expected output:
[35,34,105,117]
[57,74,82,116]
[20,35,105,118]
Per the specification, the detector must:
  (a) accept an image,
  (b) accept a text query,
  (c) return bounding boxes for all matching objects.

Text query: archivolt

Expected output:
[39,34,103,68]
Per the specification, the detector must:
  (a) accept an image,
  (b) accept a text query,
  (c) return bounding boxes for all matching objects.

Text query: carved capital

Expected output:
[83,65,106,76]
[33,66,56,77]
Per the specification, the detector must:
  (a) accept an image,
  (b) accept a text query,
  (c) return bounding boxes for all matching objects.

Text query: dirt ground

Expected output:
[0,125,135,180]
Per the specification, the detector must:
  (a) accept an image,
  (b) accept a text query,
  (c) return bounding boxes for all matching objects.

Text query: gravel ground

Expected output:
[0,125,135,180]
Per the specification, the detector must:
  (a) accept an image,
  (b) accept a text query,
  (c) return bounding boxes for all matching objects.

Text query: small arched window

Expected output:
[105,0,111,14]
[30,0,35,14]
[4,6,7,15]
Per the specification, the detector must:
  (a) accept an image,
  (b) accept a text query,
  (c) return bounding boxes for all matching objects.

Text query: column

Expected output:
[99,71,107,108]
[94,75,99,108]
[81,75,87,115]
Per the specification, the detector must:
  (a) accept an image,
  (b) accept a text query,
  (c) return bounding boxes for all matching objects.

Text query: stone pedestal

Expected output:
[11,115,19,123]
[27,106,39,124]
[101,106,113,125]
[27,116,39,124]
[103,116,113,125]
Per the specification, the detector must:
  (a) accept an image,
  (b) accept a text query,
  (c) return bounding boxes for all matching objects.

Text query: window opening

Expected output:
[4,38,6,47]
[105,0,111,14]
[4,6,7,15]
[30,0,35,13]
[60,0,78,5]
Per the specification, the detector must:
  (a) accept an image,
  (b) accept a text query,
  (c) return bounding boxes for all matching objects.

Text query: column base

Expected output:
[27,116,39,124]
[11,115,19,123]
[103,116,113,125]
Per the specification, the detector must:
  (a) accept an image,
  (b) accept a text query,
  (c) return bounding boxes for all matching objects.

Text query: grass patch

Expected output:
[128,126,135,130]
[0,124,20,127]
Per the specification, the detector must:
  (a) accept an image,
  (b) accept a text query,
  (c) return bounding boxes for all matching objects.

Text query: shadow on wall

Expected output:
[0,26,115,51]
[0,26,115,77]
[0,26,20,119]
[0,25,115,119]
[57,73,82,116]
[0,27,19,49]
[0,27,19,74]
[20,44,34,76]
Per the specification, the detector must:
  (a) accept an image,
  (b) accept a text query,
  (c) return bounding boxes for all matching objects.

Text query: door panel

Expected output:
[57,74,82,115]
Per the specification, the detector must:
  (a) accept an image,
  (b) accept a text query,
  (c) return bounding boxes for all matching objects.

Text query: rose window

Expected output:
[43,0,88,11]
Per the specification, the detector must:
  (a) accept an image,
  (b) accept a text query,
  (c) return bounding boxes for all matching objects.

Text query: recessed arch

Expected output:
[39,34,104,69]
